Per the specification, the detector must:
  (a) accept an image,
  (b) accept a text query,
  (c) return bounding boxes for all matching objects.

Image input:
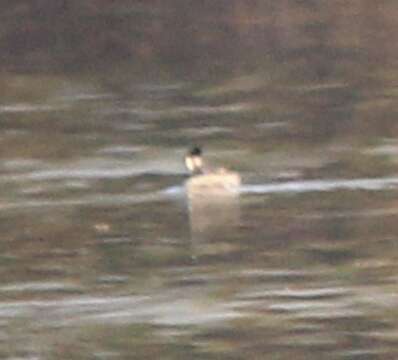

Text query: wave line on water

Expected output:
[0,186,185,212]
[240,177,398,194]
[1,177,397,212]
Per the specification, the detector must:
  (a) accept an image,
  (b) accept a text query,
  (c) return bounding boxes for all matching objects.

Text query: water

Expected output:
[2,1,398,359]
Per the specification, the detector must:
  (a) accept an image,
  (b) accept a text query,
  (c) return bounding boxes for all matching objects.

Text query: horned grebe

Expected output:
[184,146,241,192]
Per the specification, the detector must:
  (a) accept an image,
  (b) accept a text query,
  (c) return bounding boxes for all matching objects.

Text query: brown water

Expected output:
[2,2,398,359]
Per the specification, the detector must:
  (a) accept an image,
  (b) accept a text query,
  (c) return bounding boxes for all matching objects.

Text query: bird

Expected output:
[184,146,241,193]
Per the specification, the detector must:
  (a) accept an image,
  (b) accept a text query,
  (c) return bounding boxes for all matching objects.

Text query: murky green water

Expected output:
[2,1,398,359]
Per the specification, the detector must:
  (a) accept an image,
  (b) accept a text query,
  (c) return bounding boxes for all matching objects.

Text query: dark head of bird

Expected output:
[189,146,202,157]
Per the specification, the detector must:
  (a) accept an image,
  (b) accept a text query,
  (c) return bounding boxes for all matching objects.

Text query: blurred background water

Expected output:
[2,1,398,359]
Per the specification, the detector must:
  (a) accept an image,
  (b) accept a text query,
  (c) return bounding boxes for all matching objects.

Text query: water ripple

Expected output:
[241,177,398,194]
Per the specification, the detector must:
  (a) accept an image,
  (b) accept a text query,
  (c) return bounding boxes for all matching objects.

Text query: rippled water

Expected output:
[2,2,398,359]
[1,89,398,359]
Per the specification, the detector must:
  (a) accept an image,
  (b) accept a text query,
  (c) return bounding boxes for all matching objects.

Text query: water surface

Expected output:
[2,2,398,359]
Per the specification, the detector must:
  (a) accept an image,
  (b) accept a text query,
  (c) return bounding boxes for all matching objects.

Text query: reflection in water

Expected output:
[185,177,241,242]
